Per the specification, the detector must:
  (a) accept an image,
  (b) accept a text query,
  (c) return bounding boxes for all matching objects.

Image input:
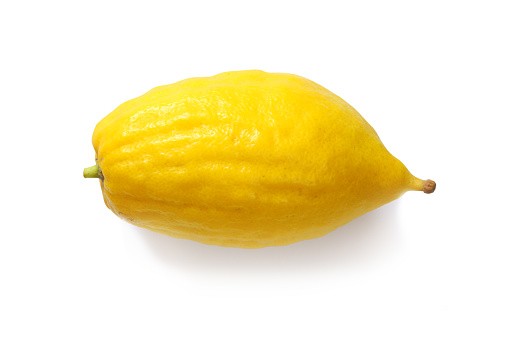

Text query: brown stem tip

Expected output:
[423,179,436,194]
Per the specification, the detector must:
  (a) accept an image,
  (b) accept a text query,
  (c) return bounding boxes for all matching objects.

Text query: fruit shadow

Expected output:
[137,200,403,275]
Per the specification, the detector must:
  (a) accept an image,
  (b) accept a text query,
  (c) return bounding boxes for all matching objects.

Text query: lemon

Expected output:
[84,70,435,248]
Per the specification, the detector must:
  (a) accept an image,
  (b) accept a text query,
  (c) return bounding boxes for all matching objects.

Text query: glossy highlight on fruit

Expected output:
[84,70,435,248]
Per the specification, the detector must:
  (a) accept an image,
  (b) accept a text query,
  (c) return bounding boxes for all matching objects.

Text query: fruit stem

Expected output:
[410,177,436,194]
[83,164,100,178]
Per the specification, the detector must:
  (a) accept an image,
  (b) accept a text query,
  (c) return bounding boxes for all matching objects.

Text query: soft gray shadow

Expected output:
[136,200,404,276]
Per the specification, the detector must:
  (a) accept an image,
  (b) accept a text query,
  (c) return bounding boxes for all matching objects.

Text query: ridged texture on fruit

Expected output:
[92,70,415,248]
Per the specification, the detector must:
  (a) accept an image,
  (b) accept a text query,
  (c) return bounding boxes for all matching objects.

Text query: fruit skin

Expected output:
[90,70,428,248]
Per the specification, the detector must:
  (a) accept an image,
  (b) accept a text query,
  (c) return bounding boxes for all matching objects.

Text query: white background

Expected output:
[1,1,510,336]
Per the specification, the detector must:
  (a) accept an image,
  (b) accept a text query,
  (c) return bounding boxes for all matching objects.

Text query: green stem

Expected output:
[83,164,100,178]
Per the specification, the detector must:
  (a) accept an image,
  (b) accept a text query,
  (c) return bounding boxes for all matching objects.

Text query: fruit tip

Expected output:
[423,179,436,194]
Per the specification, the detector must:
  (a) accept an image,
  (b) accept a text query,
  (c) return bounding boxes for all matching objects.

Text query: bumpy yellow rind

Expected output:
[91,70,422,248]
